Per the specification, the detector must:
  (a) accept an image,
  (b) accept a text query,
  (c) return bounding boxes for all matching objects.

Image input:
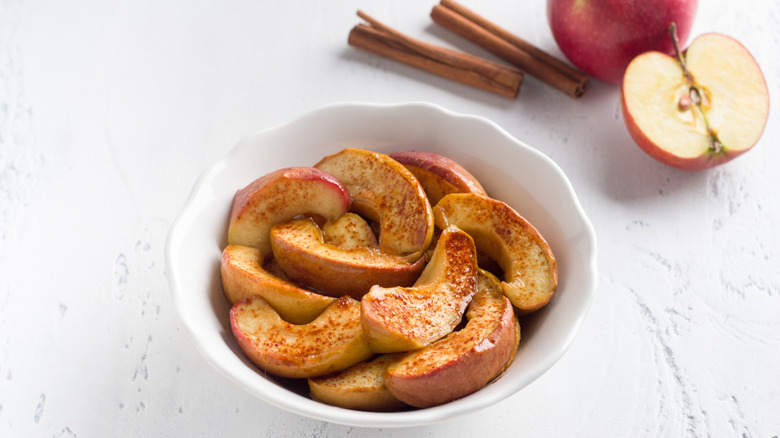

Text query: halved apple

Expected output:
[433,193,557,313]
[622,30,769,171]
[361,226,478,353]
[308,353,407,412]
[230,295,373,379]
[270,218,426,299]
[387,151,487,205]
[220,244,335,324]
[385,270,520,408]
[314,148,434,257]
[228,167,352,255]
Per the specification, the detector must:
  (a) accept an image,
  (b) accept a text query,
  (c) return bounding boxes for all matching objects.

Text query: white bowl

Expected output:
[166,101,598,428]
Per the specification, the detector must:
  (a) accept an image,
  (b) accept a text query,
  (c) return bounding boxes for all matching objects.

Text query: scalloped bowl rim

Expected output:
[166,101,598,428]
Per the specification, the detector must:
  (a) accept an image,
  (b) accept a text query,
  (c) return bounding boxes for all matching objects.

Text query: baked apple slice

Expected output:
[388,151,487,205]
[385,270,520,408]
[314,148,434,258]
[221,244,335,324]
[270,218,426,299]
[230,295,373,379]
[361,226,478,353]
[322,212,378,249]
[308,354,407,412]
[228,167,352,255]
[433,193,557,313]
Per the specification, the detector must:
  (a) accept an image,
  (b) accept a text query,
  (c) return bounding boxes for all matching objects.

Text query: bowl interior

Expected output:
[166,101,598,428]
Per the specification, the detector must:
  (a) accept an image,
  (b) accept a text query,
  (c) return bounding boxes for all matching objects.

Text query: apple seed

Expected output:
[669,22,723,155]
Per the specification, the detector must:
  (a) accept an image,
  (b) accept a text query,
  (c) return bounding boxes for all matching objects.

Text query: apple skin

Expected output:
[621,33,769,171]
[269,218,426,300]
[228,167,352,256]
[547,0,697,84]
[387,151,487,205]
[384,270,520,408]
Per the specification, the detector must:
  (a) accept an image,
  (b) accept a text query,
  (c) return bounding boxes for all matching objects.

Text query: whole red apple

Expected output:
[547,0,698,84]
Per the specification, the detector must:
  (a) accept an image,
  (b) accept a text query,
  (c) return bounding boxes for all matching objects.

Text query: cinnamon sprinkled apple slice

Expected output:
[315,148,434,258]
[387,150,487,205]
[433,193,557,313]
[228,167,352,255]
[221,244,335,324]
[231,295,373,379]
[361,226,478,353]
[270,218,426,299]
[308,353,407,412]
[385,270,520,408]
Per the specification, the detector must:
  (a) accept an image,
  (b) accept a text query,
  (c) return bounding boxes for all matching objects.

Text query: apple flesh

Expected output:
[622,31,769,171]
[221,244,336,324]
[548,0,697,84]
[433,193,558,313]
[387,151,487,205]
[315,148,434,258]
[230,295,373,379]
[322,212,378,249]
[361,226,479,353]
[228,167,352,256]
[269,218,426,299]
[384,270,520,408]
[307,353,407,412]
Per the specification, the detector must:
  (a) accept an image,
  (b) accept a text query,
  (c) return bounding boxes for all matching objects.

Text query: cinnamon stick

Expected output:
[432,0,588,98]
[348,10,524,98]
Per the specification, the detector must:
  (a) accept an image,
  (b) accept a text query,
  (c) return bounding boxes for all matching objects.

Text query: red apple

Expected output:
[547,0,697,84]
[621,27,769,171]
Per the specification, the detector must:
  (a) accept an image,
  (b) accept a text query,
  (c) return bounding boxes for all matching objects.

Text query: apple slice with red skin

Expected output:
[433,193,558,313]
[384,270,520,408]
[361,226,478,353]
[221,244,335,324]
[270,218,426,300]
[622,27,769,171]
[387,151,487,205]
[308,353,407,412]
[314,148,434,258]
[230,295,373,379]
[228,167,352,255]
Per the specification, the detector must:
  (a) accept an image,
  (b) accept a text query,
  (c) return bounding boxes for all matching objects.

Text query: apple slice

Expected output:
[314,148,434,257]
[361,226,478,353]
[230,295,373,379]
[387,151,487,205]
[385,270,520,408]
[308,353,407,412]
[221,244,335,324]
[322,212,378,249]
[622,27,769,171]
[433,193,557,313]
[228,167,352,255]
[270,218,426,299]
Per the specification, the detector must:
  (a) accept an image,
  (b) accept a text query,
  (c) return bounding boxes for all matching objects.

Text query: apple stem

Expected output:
[669,23,694,83]
[668,22,723,155]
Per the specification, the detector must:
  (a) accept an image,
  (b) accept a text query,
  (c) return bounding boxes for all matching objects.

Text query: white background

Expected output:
[2,0,779,436]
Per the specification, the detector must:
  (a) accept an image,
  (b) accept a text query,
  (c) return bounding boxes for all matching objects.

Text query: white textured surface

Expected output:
[1,0,778,436]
